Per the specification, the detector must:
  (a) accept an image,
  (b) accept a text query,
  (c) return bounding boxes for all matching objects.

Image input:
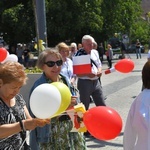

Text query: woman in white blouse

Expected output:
[123,61,150,150]
[56,42,76,85]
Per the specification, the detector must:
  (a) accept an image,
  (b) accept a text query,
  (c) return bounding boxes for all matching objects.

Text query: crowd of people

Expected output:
[0,35,107,150]
[1,34,149,149]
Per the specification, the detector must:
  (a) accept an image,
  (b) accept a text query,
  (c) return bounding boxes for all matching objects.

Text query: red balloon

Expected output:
[0,47,7,62]
[115,58,134,73]
[83,106,122,140]
[105,59,134,74]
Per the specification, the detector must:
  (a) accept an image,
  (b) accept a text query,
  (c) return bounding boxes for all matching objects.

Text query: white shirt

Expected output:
[147,50,150,59]
[79,49,102,80]
[60,58,73,83]
[123,89,150,150]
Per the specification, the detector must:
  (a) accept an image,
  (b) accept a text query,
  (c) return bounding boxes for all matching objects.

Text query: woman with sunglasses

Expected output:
[29,48,86,150]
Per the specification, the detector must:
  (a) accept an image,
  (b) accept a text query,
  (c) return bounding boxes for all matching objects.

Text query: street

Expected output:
[20,53,147,150]
[86,53,147,150]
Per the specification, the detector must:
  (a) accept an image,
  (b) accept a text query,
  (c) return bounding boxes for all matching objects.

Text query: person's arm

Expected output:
[97,67,102,78]
[0,118,50,139]
[24,105,32,119]
[123,102,137,150]
[94,50,103,77]
[70,75,76,85]
[0,122,23,139]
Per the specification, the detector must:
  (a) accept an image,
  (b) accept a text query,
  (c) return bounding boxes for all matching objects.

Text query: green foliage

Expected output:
[130,19,150,44]
[0,0,149,46]
[101,0,142,40]
[1,1,35,45]
[46,0,103,45]
[25,67,42,73]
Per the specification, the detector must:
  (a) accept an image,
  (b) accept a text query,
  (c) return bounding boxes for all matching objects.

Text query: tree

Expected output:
[1,0,35,46]
[100,0,142,42]
[130,19,150,44]
[46,0,103,46]
[0,0,148,47]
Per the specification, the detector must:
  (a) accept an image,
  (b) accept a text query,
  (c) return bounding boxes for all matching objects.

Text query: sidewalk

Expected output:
[86,53,147,149]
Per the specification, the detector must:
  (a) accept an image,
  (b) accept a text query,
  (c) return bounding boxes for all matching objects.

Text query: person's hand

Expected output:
[23,118,50,130]
[67,96,78,109]
[97,71,102,77]
[87,73,96,78]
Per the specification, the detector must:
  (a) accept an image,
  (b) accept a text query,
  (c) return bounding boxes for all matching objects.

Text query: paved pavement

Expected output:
[86,53,147,150]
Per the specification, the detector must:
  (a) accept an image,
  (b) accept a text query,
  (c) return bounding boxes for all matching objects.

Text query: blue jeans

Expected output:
[136,48,141,59]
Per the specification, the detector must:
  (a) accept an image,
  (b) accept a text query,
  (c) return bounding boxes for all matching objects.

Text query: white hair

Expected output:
[70,42,77,48]
[82,35,95,43]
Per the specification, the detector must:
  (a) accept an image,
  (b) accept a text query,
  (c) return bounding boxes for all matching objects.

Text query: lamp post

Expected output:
[32,0,47,55]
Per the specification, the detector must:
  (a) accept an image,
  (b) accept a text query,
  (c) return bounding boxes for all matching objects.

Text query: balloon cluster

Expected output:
[30,82,122,141]
[105,59,134,74]
[30,82,71,119]
[0,47,18,63]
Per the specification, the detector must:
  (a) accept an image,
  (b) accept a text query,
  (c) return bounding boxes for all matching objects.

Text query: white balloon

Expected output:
[30,83,61,119]
[3,54,18,63]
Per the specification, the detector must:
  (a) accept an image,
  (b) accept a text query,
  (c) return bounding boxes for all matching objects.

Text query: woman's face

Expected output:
[43,54,62,79]
[59,48,69,58]
[107,44,111,49]
[0,81,22,101]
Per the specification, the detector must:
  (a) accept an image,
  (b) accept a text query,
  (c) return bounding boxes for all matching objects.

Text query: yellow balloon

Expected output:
[51,82,71,116]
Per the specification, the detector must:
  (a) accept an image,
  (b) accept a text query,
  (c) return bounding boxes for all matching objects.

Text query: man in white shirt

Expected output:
[75,35,106,110]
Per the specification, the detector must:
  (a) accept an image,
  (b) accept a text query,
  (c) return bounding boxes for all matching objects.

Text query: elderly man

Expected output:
[75,35,106,136]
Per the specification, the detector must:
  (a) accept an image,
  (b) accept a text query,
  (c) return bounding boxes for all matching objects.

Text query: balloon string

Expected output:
[19,131,31,150]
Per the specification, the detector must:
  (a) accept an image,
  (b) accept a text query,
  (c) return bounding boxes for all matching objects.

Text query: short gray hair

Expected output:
[82,35,95,43]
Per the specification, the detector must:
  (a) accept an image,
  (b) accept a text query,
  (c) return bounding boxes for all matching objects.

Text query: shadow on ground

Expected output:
[86,132,123,149]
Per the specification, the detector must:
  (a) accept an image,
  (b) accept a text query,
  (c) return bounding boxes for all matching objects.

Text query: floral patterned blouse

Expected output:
[0,94,26,150]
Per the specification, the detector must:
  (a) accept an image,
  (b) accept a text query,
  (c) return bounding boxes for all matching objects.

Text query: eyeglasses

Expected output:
[44,60,63,67]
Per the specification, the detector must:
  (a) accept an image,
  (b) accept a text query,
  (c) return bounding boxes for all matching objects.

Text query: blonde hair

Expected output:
[56,42,69,52]
[0,61,27,85]
[36,48,62,69]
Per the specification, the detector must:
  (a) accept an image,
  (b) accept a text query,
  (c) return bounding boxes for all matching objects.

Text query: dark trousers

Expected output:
[107,56,112,68]
[77,78,106,110]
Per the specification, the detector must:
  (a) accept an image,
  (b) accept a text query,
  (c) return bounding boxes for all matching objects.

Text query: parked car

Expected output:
[127,44,145,53]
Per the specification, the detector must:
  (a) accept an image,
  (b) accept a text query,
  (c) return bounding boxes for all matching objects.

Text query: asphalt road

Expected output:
[86,53,147,150]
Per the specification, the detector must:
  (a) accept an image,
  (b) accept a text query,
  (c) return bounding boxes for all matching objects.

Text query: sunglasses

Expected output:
[44,60,63,67]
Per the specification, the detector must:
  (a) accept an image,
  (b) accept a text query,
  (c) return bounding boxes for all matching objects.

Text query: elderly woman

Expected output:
[56,42,76,85]
[29,48,86,150]
[0,61,49,150]
[69,42,78,59]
